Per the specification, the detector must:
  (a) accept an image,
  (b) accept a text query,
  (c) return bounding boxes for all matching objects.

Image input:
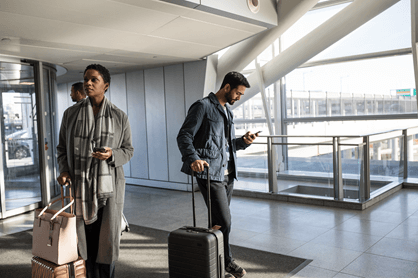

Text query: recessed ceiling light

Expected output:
[247,0,260,13]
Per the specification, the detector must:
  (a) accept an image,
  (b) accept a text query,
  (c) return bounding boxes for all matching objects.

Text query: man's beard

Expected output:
[225,91,236,105]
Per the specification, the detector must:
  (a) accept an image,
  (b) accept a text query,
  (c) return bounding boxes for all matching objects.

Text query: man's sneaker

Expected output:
[225,274,234,278]
[226,260,246,277]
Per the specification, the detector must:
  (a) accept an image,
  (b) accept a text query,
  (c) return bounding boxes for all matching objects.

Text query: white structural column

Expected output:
[234,0,401,107]
[216,0,320,87]
[412,0,418,111]
[255,62,274,135]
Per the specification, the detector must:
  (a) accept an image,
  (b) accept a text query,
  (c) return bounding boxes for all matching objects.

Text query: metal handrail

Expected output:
[239,125,418,202]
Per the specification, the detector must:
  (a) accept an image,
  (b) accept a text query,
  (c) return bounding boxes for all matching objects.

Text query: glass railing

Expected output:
[236,126,418,203]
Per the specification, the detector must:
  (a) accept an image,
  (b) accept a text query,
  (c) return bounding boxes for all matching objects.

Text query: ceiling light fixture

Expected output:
[247,0,260,13]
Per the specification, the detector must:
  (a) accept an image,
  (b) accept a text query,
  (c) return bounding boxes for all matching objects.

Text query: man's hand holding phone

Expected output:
[243,131,261,145]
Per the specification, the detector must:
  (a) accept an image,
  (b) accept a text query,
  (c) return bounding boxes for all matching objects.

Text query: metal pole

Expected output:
[403,129,408,180]
[280,76,288,170]
[360,136,370,201]
[333,137,343,200]
[34,62,50,207]
[267,136,278,193]
[0,119,5,219]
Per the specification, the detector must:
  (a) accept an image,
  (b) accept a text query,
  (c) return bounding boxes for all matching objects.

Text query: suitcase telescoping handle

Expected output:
[191,165,212,229]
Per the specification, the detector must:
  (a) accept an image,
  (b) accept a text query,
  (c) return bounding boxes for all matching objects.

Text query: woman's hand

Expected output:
[57,172,71,186]
[92,147,113,161]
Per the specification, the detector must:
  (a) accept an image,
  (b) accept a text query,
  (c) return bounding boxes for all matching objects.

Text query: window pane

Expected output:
[281,3,349,51]
[286,55,416,117]
[311,0,411,61]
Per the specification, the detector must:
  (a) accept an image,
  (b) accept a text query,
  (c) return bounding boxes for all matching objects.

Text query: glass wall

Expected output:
[0,63,41,212]
[233,0,416,197]
[286,55,416,118]
[0,61,58,219]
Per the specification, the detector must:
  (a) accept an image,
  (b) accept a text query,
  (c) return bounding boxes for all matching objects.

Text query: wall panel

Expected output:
[144,67,169,181]
[164,64,188,183]
[126,71,149,179]
[109,73,130,177]
[184,60,207,112]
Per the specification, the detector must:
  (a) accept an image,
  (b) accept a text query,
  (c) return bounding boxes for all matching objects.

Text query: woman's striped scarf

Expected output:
[73,96,114,225]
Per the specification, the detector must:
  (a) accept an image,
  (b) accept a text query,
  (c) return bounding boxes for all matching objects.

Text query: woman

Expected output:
[57,64,134,278]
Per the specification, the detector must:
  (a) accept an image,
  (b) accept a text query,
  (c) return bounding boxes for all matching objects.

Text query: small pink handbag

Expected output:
[32,183,78,265]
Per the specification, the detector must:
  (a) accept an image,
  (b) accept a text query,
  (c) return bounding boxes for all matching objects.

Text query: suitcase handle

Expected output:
[37,181,74,220]
[191,165,212,229]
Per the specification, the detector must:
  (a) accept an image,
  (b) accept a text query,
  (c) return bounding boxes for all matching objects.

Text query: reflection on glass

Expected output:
[279,143,334,197]
[369,138,404,192]
[236,135,268,193]
[341,144,362,200]
[0,63,41,211]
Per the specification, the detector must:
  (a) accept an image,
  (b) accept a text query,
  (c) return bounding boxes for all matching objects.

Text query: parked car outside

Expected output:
[5,129,32,159]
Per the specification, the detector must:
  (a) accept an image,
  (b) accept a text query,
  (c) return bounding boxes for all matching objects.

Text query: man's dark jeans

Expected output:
[196,173,234,265]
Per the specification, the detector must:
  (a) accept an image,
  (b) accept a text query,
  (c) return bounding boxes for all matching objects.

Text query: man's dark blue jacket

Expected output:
[177,92,249,181]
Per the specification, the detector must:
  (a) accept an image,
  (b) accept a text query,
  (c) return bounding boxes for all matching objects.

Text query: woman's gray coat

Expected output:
[57,98,134,264]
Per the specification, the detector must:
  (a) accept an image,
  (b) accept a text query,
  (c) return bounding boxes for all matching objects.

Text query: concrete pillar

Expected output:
[233,0,400,108]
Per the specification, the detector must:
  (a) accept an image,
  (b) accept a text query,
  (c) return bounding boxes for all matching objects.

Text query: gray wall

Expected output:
[56,60,208,191]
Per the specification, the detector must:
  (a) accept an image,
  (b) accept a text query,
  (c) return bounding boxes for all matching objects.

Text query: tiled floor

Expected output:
[2,184,418,277]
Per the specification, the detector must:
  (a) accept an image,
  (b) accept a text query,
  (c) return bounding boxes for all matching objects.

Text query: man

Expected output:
[70,82,86,103]
[177,71,258,278]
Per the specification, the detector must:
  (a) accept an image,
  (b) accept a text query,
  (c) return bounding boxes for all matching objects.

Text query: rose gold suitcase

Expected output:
[31,256,86,278]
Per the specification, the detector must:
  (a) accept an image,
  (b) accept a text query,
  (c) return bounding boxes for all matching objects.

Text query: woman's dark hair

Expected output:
[84,64,111,91]
[220,71,250,91]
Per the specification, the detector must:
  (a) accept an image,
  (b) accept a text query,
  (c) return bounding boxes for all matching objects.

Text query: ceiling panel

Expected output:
[0,12,156,50]
[85,53,184,65]
[111,0,193,16]
[139,38,218,58]
[151,16,254,48]
[0,0,275,83]
[0,0,178,35]
[0,44,100,64]
[183,9,266,34]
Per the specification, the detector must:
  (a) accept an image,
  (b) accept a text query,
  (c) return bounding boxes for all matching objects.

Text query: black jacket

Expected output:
[177,92,249,181]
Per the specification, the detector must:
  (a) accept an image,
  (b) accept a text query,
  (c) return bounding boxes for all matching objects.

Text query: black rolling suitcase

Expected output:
[168,168,225,278]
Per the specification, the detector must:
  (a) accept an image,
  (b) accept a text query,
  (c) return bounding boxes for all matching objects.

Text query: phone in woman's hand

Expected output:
[93,147,106,153]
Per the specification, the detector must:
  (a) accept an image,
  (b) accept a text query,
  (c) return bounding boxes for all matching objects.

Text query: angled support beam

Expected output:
[233,0,401,109]
[412,0,418,111]
[255,62,274,135]
[217,0,320,87]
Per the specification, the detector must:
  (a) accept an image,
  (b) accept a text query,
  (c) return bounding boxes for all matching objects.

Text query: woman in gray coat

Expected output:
[57,64,134,278]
